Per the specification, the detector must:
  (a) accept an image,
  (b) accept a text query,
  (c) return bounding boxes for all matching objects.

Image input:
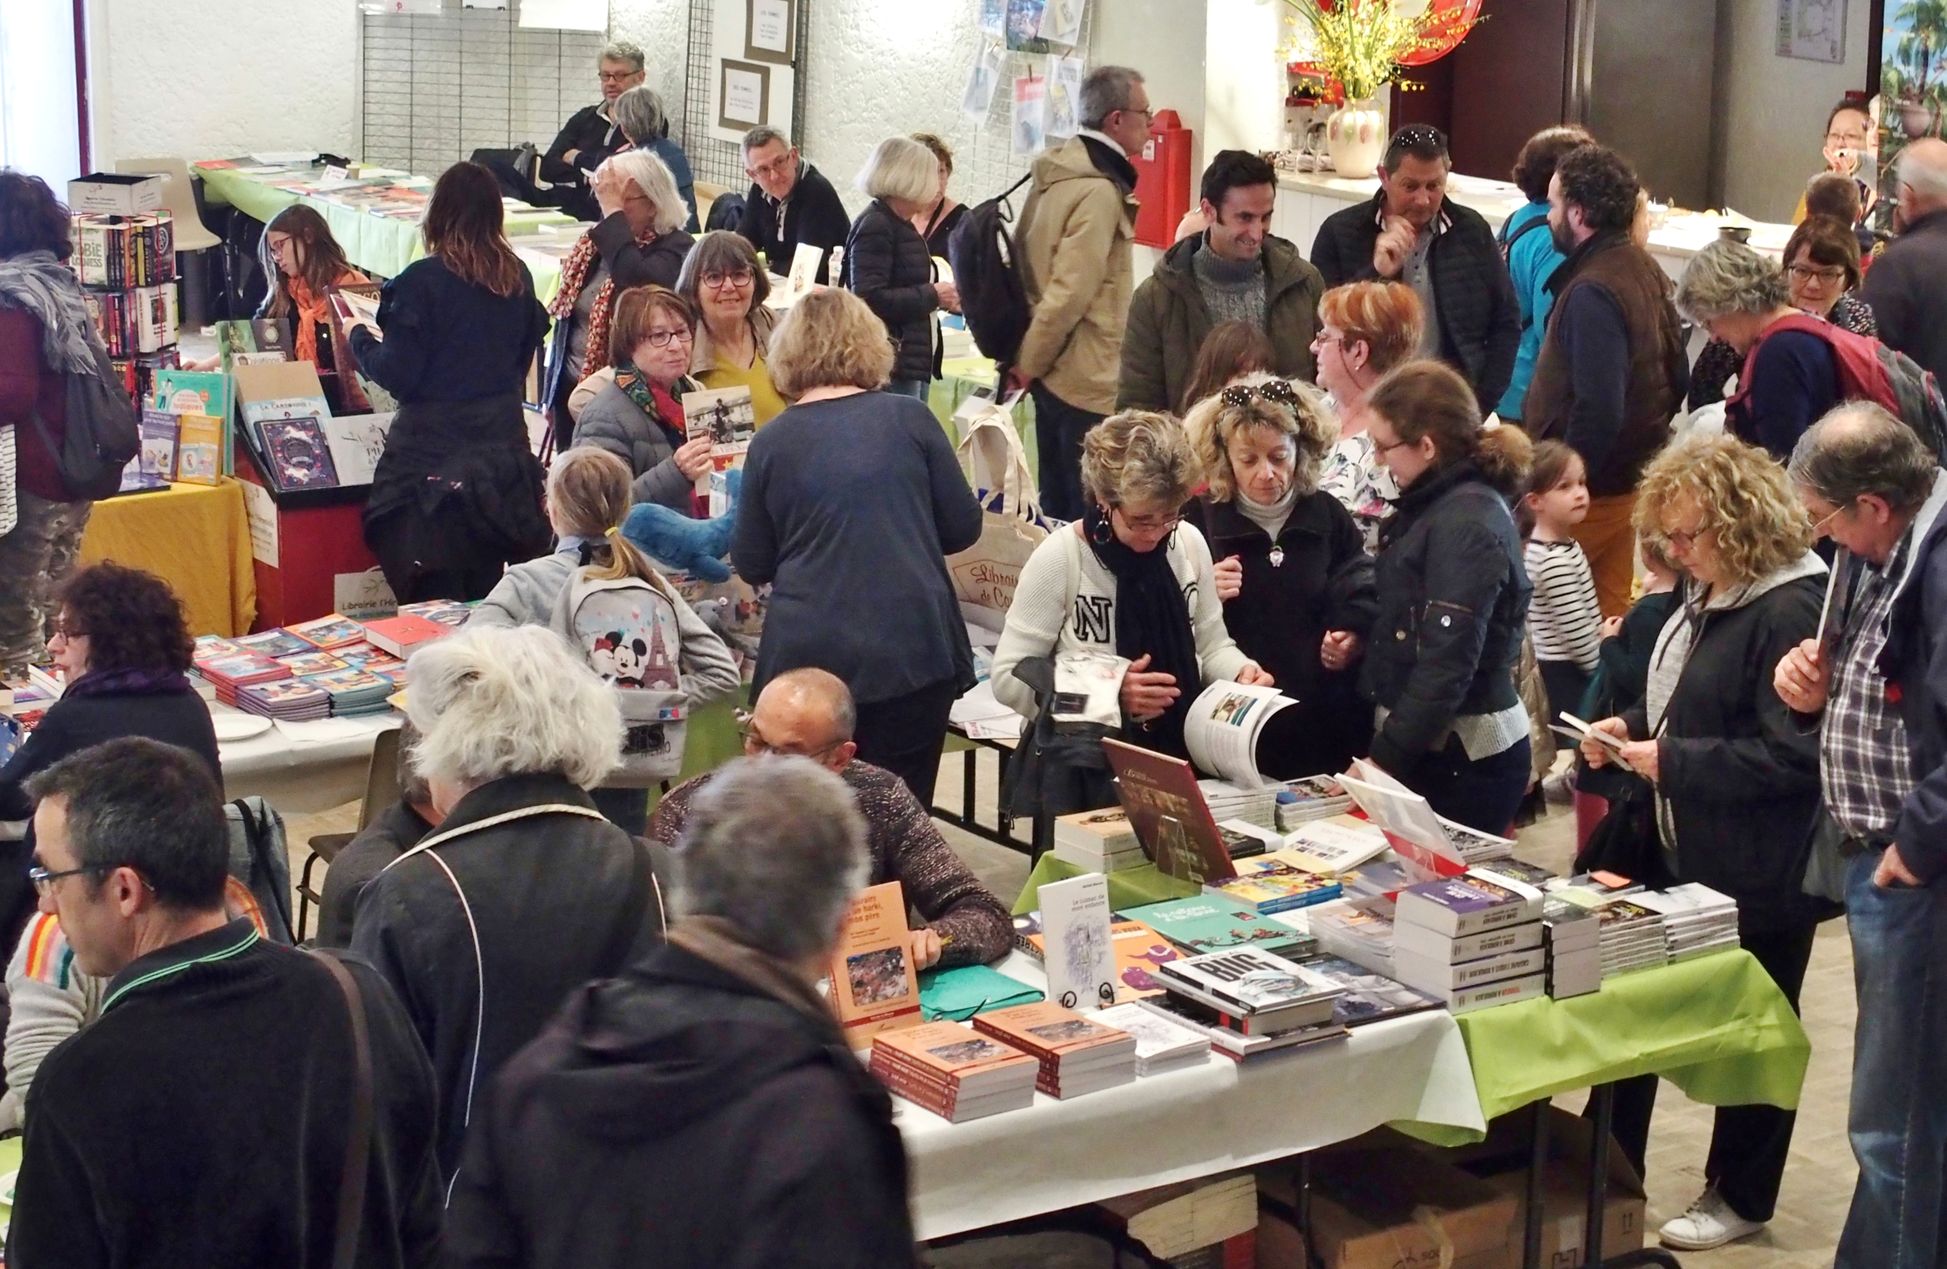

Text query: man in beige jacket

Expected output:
[1010,65,1149,521]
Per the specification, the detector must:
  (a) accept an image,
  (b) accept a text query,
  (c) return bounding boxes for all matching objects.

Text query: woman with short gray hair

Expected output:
[846,136,961,398]
[612,85,698,233]
[351,623,667,1178]
[543,148,698,446]
[991,411,1271,780]
[1677,237,1843,461]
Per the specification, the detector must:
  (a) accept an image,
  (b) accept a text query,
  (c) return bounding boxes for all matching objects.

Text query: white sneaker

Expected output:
[1658,1188,1765,1250]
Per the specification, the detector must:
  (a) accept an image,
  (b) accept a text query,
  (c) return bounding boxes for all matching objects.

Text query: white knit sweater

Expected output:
[990,521,1252,718]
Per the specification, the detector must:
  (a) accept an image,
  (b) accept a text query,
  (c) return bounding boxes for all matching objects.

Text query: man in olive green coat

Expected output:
[1117,150,1324,415]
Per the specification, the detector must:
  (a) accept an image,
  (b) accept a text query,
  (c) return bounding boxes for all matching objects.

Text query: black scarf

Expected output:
[1085,506,1201,759]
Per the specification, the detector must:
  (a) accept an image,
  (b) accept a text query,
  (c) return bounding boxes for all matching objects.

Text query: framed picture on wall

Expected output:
[719,59,773,131]
[1778,0,1847,63]
[744,0,796,66]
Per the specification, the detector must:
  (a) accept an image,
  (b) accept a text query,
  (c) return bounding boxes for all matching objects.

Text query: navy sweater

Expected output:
[348,255,548,405]
[1729,329,1839,461]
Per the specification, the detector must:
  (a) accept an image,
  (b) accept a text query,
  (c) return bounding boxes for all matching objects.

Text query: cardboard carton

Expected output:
[1468,1109,1647,1268]
[69,172,162,216]
[1258,1144,1516,1269]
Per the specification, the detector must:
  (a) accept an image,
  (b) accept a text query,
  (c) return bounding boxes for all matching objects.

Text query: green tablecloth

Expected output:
[1019,858,1811,1146]
[195,163,572,302]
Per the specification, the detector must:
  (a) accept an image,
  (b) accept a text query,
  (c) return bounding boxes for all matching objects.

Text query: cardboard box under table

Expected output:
[1258,1140,1518,1269]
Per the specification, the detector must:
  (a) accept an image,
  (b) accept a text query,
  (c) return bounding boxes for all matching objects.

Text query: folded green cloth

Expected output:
[918,963,1043,1022]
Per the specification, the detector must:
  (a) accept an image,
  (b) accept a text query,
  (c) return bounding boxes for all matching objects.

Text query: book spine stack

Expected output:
[1391,873,1547,1013]
[72,212,179,390]
[1542,899,1602,998]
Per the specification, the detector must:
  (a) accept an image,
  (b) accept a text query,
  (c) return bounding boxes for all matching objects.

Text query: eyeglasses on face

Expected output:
[701,268,755,290]
[746,152,795,179]
[641,327,694,349]
[28,862,113,894]
[49,619,85,641]
[1371,436,1415,456]
[1787,263,1846,286]
[1113,506,1180,535]
[598,70,639,83]
[735,710,842,761]
[1661,523,1712,551]
[1807,499,1853,536]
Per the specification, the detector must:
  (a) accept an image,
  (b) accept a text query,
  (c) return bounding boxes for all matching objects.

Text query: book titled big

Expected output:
[1394,872,1544,938]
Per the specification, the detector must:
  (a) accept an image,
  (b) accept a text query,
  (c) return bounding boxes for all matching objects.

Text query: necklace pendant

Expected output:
[1268,546,1285,568]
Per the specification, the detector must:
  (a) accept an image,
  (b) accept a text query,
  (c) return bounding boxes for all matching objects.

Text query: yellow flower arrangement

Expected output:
[1280,0,1473,104]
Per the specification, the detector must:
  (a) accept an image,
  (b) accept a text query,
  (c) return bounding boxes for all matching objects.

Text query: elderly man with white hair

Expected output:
[445,754,918,1269]
[1862,137,1947,384]
[351,624,669,1180]
[541,146,698,445]
[1774,402,1947,1269]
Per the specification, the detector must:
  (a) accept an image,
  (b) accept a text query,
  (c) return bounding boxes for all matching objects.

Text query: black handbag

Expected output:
[1572,775,1674,887]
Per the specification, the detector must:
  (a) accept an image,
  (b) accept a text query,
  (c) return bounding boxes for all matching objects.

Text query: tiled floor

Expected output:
[289,748,1859,1264]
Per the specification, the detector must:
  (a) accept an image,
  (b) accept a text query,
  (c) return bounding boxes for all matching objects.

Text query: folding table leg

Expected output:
[1297,1152,1319,1269]
[1523,1099,1550,1269]
[962,747,977,831]
[1588,1082,1615,1264]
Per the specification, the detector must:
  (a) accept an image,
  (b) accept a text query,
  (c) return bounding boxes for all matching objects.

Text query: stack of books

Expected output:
[1198,778,1276,830]
[276,651,351,679]
[235,678,330,721]
[398,598,475,628]
[1092,1002,1211,1076]
[304,668,395,716]
[194,651,291,706]
[1390,871,1547,1013]
[338,645,408,683]
[1638,883,1739,961]
[1120,896,1317,960]
[1202,863,1342,916]
[1051,807,1146,872]
[868,1022,1038,1122]
[1541,895,1602,999]
[1310,899,1400,976]
[359,614,452,659]
[1591,898,1670,977]
[1273,775,1354,830]
[1299,953,1444,1028]
[233,630,314,660]
[1440,819,1518,867]
[1145,947,1346,1061]
[970,1002,1139,1098]
[288,613,371,651]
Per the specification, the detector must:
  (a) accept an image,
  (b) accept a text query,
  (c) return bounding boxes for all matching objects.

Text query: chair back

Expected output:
[112,156,222,251]
[359,726,404,831]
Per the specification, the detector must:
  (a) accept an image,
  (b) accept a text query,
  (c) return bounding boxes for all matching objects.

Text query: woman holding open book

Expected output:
[1576,431,1825,1251]
[991,410,1273,773]
[1182,377,1376,779]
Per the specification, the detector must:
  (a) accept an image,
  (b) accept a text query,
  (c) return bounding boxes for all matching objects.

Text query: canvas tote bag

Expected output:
[945,397,1048,629]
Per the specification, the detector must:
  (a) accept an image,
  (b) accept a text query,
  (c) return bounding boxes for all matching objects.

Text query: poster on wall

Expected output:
[1013,74,1048,157]
[977,0,1005,40]
[1006,0,1053,53]
[1037,0,1085,48]
[719,60,772,131]
[745,0,796,66]
[518,0,607,31]
[711,0,795,145]
[1047,55,1083,139]
[963,41,1006,120]
[1776,0,1845,63]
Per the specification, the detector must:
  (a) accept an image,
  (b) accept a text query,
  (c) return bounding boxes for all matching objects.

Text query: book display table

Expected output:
[1016,855,1195,915]
[79,480,256,637]
[214,707,400,814]
[901,953,1486,1240]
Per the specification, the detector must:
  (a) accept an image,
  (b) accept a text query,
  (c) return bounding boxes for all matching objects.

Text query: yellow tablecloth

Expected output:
[79,481,256,636]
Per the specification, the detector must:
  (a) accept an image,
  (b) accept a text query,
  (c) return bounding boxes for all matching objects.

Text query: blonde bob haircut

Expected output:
[767,287,894,396]
[596,149,688,237]
[407,625,624,792]
[1080,410,1197,512]
[856,135,940,205]
[1183,374,1336,503]
[1633,432,1813,588]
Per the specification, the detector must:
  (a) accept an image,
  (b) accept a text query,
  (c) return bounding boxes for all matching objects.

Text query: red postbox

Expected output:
[1130,109,1194,249]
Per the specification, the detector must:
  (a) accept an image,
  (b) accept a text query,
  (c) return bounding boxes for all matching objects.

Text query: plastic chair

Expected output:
[113,156,222,329]
[294,726,402,942]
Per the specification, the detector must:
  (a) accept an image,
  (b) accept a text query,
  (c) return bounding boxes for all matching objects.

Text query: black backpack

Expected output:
[30,339,139,500]
[948,172,1035,368]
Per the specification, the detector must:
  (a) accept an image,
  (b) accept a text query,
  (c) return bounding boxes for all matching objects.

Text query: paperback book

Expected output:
[826,880,924,1048]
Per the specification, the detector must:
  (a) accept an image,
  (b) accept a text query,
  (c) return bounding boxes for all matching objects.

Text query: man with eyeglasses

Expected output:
[1309,124,1520,417]
[1012,64,1151,521]
[477,42,648,222]
[1773,404,1947,1269]
[646,668,1011,971]
[6,738,442,1268]
[1863,138,1947,385]
[734,126,851,286]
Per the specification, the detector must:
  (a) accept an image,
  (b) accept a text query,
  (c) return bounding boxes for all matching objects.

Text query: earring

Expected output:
[1089,509,1114,546]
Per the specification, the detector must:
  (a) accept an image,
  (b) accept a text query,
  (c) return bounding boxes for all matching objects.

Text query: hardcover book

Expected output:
[253,415,340,492]
[1103,738,1238,889]
[1394,873,1544,938]
[1155,947,1342,1016]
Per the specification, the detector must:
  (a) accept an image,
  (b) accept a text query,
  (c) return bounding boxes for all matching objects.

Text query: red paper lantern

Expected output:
[1398,0,1483,66]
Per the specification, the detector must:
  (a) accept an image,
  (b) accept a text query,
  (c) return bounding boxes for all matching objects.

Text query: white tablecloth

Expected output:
[215,707,398,814]
[898,954,1485,1240]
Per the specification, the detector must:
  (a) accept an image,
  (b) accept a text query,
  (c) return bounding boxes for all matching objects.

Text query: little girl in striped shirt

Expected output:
[1521,441,1603,724]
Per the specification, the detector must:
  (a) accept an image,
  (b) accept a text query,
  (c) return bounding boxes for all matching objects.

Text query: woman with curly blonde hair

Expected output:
[1182,376,1376,775]
[1579,431,1827,1251]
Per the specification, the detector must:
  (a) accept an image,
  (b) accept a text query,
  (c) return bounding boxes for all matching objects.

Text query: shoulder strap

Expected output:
[308,949,372,1269]
[1501,214,1550,250]
[232,798,295,943]
[378,802,606,875]
[597,838,664,973]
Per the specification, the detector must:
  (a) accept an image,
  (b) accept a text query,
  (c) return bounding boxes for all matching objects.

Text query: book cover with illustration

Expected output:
[173,414,223,485]
[680,385,756,493]
[1120,896,1312,956]
[254,415,340,492]
[825,881,922,1047]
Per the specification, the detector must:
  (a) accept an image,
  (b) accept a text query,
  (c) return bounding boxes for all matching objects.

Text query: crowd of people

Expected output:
[0,46,1945,1266]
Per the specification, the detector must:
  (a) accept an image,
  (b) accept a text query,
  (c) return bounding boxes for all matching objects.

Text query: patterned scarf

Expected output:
[0,250,105,376]
[549,225,659,381]
[616,369,687,449]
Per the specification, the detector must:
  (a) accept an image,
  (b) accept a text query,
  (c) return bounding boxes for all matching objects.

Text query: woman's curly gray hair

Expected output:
[1676,238,1789,323]
[1182,373,1334,503]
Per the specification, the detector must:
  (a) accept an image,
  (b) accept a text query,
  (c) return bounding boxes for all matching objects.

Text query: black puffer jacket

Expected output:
[1360,458,1531,774]
[1309,194,1521,412]
[1185,490,1377,777]
[846,198,940,384]
[1621,563,1826,931]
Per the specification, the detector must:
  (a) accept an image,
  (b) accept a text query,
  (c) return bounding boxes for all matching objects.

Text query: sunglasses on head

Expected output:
[1219,380,1301,410]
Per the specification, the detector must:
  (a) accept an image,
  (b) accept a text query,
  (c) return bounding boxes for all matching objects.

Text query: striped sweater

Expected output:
[1525,537,1603,672]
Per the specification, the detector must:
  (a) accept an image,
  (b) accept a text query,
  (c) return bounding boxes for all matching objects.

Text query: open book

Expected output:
[1182,679,1297,789]
[1336,758,1514,883]
[328,285,381,330]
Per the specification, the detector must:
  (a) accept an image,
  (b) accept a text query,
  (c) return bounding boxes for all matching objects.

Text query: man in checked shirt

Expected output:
[1775,402,1947,1269]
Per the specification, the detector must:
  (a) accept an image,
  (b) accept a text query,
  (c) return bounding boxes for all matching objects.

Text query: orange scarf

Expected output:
[290,268,368,365]
[549,226,658,381]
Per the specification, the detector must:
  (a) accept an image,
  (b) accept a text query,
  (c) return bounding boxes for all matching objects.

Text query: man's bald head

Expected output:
[745,669,859,772]
[1899,138,1947,218]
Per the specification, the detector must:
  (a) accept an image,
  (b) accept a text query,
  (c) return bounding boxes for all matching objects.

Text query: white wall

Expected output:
[1717,0,1873,221]
[86,0,358,173]
[0,0,81,186]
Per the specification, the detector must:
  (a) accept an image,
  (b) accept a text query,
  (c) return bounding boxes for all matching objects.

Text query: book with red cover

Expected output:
[1102,738,1239,888]
[868,1021,1037,1122]
[825,881,923,1048]
[969,1002,1137,1097]
[359,614,450,658]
